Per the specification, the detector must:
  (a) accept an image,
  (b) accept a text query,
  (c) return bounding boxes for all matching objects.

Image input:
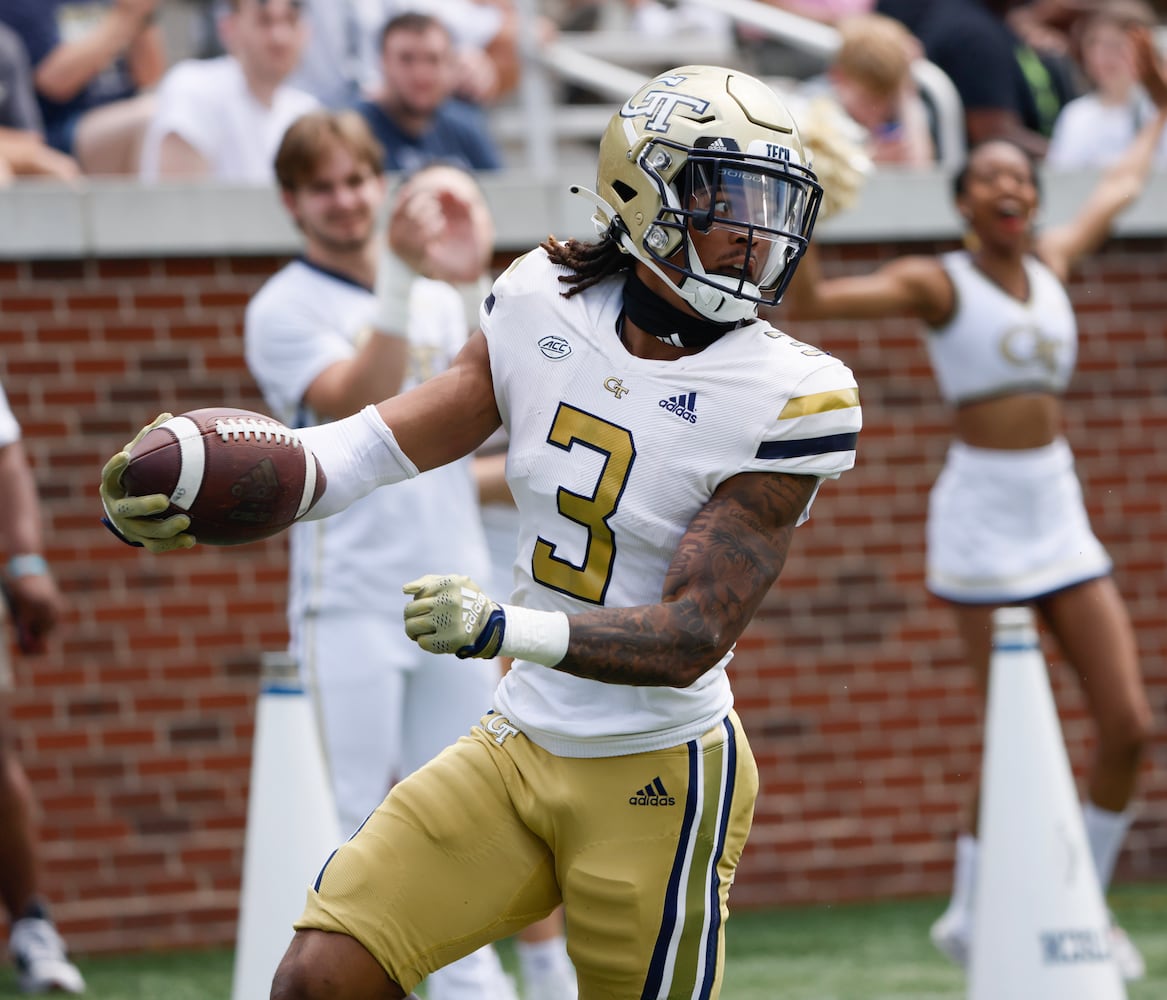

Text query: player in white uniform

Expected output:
[242,113,518,1000]
[101,66,862,998]
[246,204,496,835]
[785,30,1167,978]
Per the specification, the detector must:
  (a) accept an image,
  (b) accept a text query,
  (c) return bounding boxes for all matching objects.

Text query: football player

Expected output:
[102,66,862,999]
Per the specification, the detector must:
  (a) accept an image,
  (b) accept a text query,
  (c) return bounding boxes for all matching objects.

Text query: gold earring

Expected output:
[962,229,981,253]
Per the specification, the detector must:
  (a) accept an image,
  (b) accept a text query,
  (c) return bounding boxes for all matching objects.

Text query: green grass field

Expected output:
[5,885,1163,999]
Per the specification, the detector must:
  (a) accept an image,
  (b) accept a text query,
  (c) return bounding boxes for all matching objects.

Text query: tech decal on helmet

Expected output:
[573,65,823,322]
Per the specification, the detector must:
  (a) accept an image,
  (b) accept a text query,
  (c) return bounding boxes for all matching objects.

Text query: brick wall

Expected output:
[0,240,1164,953]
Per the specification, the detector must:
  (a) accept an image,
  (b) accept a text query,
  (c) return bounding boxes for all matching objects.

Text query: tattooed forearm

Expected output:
[553,471,819,687]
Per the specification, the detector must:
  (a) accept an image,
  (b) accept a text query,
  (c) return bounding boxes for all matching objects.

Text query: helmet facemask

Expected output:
[636,139,822,321]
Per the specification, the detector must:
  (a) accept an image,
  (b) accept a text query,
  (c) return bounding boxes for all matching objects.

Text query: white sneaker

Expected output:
[8,917,86,994]
[425,945,519,1000]
[929,907,971,968]
[521,962,578,1000]
[1109,918,1146,981]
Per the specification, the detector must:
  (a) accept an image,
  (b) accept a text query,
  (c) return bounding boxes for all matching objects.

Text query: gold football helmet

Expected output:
[575,65,822,322]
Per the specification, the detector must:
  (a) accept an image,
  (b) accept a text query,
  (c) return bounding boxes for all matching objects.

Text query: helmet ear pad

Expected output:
[604,139,688,260]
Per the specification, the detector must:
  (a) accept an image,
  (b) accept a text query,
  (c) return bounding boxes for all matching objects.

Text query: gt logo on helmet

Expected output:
[620,75,709,134]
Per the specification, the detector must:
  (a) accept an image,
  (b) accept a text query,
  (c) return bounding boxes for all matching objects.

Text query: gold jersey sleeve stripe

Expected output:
[777,386,861,421]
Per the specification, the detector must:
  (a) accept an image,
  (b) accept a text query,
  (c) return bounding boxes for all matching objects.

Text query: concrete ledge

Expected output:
[1,168,1164,260]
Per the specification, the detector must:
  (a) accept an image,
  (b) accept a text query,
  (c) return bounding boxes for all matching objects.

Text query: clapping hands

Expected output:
[387,165,494,285]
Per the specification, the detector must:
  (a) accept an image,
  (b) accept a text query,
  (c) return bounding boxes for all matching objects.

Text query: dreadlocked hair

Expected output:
[540,234,631,298]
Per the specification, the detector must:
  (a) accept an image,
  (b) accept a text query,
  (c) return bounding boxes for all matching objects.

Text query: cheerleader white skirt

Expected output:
[925,438,1112,604]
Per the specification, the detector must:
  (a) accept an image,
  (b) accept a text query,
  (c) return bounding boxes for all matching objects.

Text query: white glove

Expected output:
[99,413,196,552]
[402,574,505,659]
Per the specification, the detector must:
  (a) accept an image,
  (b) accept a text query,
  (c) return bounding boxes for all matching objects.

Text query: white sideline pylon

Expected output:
[231,653,342,1000]
[968,607,1124,1000]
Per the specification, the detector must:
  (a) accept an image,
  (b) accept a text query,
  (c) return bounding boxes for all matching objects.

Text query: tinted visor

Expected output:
[682,154,818,291]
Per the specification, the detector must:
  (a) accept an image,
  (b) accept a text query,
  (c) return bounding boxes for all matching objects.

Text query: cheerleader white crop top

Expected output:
[926,250,1077,405]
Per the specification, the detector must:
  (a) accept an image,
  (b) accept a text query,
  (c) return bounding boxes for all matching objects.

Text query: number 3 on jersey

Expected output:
[532,403,636,604]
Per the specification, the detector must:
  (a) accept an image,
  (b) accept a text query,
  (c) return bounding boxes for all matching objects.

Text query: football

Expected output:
[120,407,327,546]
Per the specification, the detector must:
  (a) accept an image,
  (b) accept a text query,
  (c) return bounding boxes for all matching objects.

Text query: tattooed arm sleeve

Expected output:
[550,470,820,687]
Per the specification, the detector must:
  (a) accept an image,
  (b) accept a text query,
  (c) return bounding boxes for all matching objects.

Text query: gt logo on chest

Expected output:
[603,376,630,399]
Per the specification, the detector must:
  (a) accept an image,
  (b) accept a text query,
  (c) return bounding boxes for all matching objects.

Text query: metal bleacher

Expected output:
[494,0,967,178]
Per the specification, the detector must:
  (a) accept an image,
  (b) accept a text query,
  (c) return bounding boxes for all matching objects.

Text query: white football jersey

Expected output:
[245,259,489,631]
[484,249,861,757]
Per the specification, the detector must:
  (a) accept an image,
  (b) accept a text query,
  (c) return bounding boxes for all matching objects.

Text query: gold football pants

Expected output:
[298,710,758,999]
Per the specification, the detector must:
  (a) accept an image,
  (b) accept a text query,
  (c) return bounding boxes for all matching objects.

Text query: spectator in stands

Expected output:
[385,0,526,107]
[1047,0,1167,169]
[877,0,1079,158]
[138,0,318,183]
[739,0,875,80]
[291,0,540,111]
[0,378,84,995]
[0,22,79,183]
[1003,1,1092,113]
[0,0,163,175]
[355,12,503,174]
[288,0,386,109]
[1006,0,1096,65]
[818,12,935,166]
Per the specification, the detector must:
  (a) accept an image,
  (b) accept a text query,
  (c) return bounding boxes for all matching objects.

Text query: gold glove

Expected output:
[99,414,196,552]
[403,573,504,659]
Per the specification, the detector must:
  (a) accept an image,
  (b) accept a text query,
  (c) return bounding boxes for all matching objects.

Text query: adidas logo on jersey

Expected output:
[630,776,676,807]
[659,391,697,424]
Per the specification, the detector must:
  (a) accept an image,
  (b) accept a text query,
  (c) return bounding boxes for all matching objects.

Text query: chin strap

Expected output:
[622,271,740,349]
[676,272,761,323]
[570,185,759,324]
